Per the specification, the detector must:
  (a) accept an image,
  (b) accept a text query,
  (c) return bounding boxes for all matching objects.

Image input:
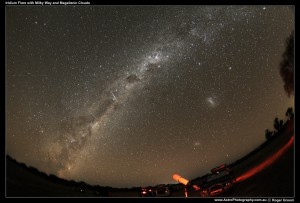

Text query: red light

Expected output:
[235,135,294,183]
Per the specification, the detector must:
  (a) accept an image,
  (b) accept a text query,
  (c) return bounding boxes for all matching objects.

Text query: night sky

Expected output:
[6,6,294,188]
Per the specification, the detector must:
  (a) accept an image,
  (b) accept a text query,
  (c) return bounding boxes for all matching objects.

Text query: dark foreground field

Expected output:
[6,120,294,198]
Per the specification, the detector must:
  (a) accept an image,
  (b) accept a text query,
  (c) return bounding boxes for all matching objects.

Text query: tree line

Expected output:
[265,107,294,140]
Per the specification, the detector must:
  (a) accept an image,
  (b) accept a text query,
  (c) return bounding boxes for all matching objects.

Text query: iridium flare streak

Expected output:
[234,135,294,183]
[111,91,118,102]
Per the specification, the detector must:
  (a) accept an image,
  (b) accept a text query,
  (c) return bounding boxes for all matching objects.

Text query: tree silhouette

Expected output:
[285,107,294,120]
[273,117,283,132]
[265,129,273,140]
[279,32,294,97]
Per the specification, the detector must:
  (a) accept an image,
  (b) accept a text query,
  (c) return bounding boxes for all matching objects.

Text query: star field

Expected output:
[6,6,294,188]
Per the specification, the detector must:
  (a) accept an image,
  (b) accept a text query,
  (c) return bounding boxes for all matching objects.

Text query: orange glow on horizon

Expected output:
[234,135,294,183]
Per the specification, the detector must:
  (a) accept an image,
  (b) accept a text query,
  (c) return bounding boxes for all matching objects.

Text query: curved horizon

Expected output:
[6,5,294,188]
